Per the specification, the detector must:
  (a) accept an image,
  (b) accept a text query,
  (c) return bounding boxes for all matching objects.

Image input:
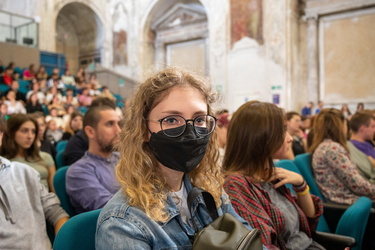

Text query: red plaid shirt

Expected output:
[224,173,323,250]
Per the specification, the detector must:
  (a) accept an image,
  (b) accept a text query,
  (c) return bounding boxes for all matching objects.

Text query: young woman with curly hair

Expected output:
[96,67,251,249]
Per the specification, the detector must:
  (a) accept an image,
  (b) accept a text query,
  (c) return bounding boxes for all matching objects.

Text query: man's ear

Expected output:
[84,125,96,139]
[358,125,366,133]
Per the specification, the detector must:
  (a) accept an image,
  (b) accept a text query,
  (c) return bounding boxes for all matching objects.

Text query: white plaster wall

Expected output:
[0,0,39,17]
[226,0,290,112]
[227,37,285,112]
[199,0,230,104]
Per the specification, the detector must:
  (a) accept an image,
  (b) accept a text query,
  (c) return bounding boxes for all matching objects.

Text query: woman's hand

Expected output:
[269,167,304,189]
[269,167,316,217]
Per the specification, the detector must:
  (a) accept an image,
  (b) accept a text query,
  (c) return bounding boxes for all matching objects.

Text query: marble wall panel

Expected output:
[321,10,375,103]
[166,39,205,75]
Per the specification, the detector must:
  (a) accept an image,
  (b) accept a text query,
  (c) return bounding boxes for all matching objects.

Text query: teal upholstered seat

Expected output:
[53,209,101,250]
[53,166,75,217]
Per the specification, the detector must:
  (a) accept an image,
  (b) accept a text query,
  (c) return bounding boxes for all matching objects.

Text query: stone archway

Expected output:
[141,0,209,76]
[55,2,104,73]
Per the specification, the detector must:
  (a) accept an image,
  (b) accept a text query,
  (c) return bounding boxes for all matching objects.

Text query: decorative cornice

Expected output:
[304,0,375,18]
[151,3,207,31]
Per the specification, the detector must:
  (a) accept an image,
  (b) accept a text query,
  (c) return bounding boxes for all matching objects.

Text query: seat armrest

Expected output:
[313,231,356,250]
[324,202,375,213]
[323,202,349,211]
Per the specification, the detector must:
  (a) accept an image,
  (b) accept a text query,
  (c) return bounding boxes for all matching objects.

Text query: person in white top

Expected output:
[4,90,26,115]
[61,88,79,107]
[47,74,65,90]
[26,81,46,105]
[45,86,62,104]
[45,108,65,130]
[61,69,76,86]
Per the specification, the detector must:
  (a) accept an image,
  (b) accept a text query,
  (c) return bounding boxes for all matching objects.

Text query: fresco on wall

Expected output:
[112,3,128,66]
[113,30,128,65]
[230,0,263,46]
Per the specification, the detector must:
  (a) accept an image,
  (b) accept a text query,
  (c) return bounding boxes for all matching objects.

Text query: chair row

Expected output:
[275,154,372,250]
[53,153,372,250]
[53,164,99,250]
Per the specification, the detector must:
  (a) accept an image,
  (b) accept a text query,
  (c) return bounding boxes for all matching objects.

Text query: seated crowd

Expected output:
[1,63,375,249]
[0,61,118,125]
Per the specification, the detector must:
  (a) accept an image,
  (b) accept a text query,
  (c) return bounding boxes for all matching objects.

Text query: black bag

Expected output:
[187,187,263,250]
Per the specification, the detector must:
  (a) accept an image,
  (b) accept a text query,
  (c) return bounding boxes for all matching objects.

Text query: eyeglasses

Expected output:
[148,115,217,137]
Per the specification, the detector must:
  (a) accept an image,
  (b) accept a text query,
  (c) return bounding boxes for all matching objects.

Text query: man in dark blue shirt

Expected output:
[301,101,313,116]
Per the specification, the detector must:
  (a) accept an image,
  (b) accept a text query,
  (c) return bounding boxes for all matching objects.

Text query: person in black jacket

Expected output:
[286,111,306,157]
[26,92,44,114]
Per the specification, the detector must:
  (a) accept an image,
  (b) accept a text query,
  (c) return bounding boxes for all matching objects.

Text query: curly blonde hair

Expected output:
[116,67,222,222]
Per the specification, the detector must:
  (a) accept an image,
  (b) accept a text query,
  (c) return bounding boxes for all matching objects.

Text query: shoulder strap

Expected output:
[187,187,219,221]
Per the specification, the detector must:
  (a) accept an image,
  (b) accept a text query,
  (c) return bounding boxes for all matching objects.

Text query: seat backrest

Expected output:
[18,79,30,89]
[56,150,65,169]
[0,84,9,93]
[53,166,76,217]
[336,197,372,250]
[78,106,88,115]
[294,153,325,201]
[275,159,301,174]
[18,87,29,94]
[53,209,101,250]
[56,140,68,153]
[41,104,49,115]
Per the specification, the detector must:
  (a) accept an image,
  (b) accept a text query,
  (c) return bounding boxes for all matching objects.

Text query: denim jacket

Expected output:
[96,175,252,249]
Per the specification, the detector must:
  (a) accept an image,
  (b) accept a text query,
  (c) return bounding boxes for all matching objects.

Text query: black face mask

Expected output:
[148,124,210,173]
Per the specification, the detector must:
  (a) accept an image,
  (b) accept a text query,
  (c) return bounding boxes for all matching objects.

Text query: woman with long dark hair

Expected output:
[310,108,375,205]
[224,101,324,249]
[62,111,83,140]
[25,92,44,114]
[0,114,69,249]
[1,114,56,192]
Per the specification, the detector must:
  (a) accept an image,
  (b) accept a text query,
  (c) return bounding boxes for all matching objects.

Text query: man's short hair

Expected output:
[286,111,301,121]
[91,97,116,109]
[349,112,375,133]
[83,105,115,129]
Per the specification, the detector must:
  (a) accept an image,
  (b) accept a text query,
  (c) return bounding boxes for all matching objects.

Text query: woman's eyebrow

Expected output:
[161,110,207,115]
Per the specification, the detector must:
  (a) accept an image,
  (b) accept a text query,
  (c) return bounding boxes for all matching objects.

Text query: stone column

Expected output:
[305,15,319,104]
